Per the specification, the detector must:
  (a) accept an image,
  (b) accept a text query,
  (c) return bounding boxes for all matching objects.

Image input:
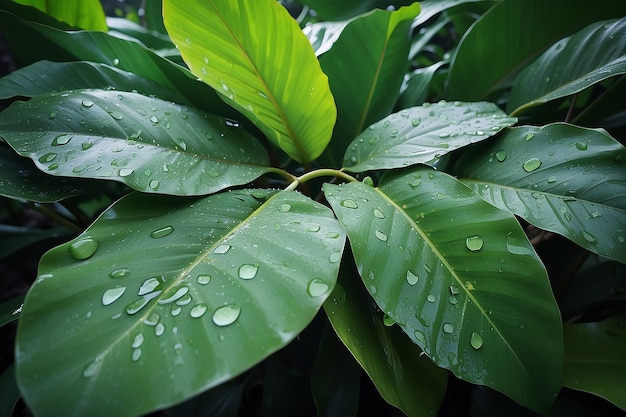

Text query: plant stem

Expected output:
[285,168,357,191]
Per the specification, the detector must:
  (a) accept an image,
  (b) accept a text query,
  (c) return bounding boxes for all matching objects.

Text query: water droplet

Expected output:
[436,192,444,200]
[212,304,241,326]
[49,112,56,119]
[109,268,129,279]
[375,230,388,242]
[150,225,174,239]
[524,132,534,141]
[238,263,259,279]
[144,312,160,326]
[382,314,395,326]
[424,263,432,274]
[547,176,557,183]
[171,305,181,316]
[495,150,507,162]
[138,276,164,295]
[214,244,231,254]
[39,153,57,163]
[443,323,454,334]
[155,323,165,336]
[522,158,542,172]
[83,357,102,378]
[47,163,59,170]
[582,231,596,243]
[279,203,291,212]
[449,285,460,295]
[150,115,158,124]
[131,348,142,361]
[81,142,93,150]
[470,332,483,349]
[414,330,426,344]
[325,231,340,239]
[81,99,94,108]
[465,235,484,251]
[307,279,329,297]
[373,208,385,219]
[110,111,123,120]
[406,270,419,285]
[506,235,531,255]
[329,250,342,263]
[197,274,211,285]
[187,303,207,318]
[575,142,588,151]
[51,134,72,146]
[340,199,358,209]
[159,286,189,304]
[118,168,134,177]
[131,333,144,348]
[306,223,321,232]
[69,238,98,260]
[125,297,151,315]
[113,58,120,66]
[102,287,126,305]
[362,176,374,187]
[617,236,624,243]
[411,118,420,127]
[427,294,436,303]
[149,179,159,189]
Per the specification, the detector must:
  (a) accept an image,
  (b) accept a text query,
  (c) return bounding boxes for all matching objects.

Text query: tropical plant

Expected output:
[0,0,625,416]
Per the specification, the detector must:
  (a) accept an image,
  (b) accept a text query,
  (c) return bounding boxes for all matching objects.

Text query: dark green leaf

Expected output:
[16,189,346,417]
[508,18,626,115]
[0,365,20,417]
[0,295,25,327]
[324,169,563,413]
[106,17,175,52]
[397,62,447,108]
[163,0,336,163]
[0,224,71,259]
[0,90,271,196]
[342,101,516,172]
[564,317,626,410]
[452,124,626,263]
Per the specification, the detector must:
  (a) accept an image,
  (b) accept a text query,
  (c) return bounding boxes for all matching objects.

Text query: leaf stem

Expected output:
[285,168,357,191]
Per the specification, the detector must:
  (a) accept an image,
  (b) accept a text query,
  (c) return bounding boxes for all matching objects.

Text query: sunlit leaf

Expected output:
[13,0,107,31]
[16,190,346,417]
[163,0,336,163]
[324,169,562,413]
[342,101,516,172]
[0,90,271,196]
[452,124,626,263]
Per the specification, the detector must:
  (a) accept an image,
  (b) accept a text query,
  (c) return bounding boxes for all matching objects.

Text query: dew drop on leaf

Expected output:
[414,329,426,344]
[449,285,460,295]
[307,278,329,297]
[575,141,588,151]
[547,176,557,183]
[155,323,165,336]
[406,270,419,285]
[176,294,192,306]
[214,244,231,254]
[522,157,542,172]
[382,314,396,327]
[506,235,531,255]
[340,199,358,209]
[197,274,211,285]
[443,323,454,334]
[131,333,144,349]
[81,99,94,108]
[138,276,164,296]
[118,168,134,177]
[109,268,129,279]
[131,348,142,362]
[159,286,189,304]
[190,303,208,318]
[238,263,259,279]
[524,132,534,141]
[279,203,291,212]
[69,238,98,260]
[51,134,72,146]
[465,235,484,251]
[582,231,596,243]
[82,358,102,378]
[375,230,388,242]
[102,287,126,306]
[373,208,385,219]
[38,153,56,163]
[495,150,507,162]
[125,298,150,315]
[470,332,483,349]
[212,304,241,326]
[150,225,174,239]
[427,294,436,303]
[149,179,159,190]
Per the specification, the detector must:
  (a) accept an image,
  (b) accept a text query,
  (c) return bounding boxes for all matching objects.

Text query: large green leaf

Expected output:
[323,168,563,413]
[317,4,420,167]
[0,224,70,260]
[563,317,626,410]
[163,0,336,163]
[0,90,271,196]
[324,264,448,416]
[0,60,181,102]
[445,0,626,100]
[0,365,19,417]
[508,18,626,115]
[0,6,235,117]
[451,124,626,263]
[13,0,107,31]
[342,101,516,172]
[16,189,346,417]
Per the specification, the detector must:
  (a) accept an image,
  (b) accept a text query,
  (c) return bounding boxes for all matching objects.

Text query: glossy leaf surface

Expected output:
[16,190,346,417]
[508,17,626,115]
[445,0,626,100]
[13,0,107,31]
[163,0,336,163]
[452,124,626,263]
[0,90,271,196]
[0,365,19,417]
[324,169,562,413]
[342,101,516,172]
[324,267,447,416]
[563,317,626,410]
[318,4,420,164]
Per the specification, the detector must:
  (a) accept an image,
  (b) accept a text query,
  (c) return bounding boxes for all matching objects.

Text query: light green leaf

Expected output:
[452,124,626,263]
[318,4,420,166]
[16,189,346,417]
[0,90,271,196]
[163,0,336,163]
[342,101,516,172]
[324,168,563,413]
[303,21,351,57]
[445,0,626,100]
[564,317,626,410]
[0,146,96,203]
[13,0,107,31]
[0,60,181,102]
[508,18,626,115]
[324,267,447,416]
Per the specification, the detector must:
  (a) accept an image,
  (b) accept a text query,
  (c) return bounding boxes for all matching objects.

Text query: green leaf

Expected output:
[452,124,626,263]
[445,0,626,100]
[106,17,175,52]
[324,265,448,416]
[0,365,20,417]
[297,0,379,21]
[318,4,420,164]
[0,146,95,202]
[0,90,271,196]
[564,317,626,410]
[397,62,447,108]
[342,101,516,172]
[0,60,182,102]
[0,224,71,260]
[13,0,107,31]
[0,295,24,327]
[508,18,626,115]
[323,169,563,413]
[163,0,336,163]
[0,8,236,116]
[16,189,346,417]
